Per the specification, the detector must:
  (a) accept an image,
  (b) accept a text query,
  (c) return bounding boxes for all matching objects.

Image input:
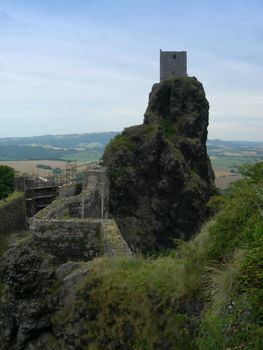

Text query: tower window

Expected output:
[173,54,176,59]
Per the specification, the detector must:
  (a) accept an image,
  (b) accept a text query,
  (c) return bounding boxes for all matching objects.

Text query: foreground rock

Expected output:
[0,236,90,349]
[103,77,215,251]
[0,236,200,350]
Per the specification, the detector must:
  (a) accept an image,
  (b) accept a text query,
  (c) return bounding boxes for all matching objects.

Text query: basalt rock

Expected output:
[103,77,215,251]
[0,236,91,350]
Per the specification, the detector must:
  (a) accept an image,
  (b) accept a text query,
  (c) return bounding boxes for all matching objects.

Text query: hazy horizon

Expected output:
[1,130,263,144]
[0,0,263,141]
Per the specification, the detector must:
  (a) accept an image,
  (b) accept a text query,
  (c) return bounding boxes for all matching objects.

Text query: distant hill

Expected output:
[0,133,262,167]
[0,132,119,161]
[0,132,118,148]
[207,139,263,148]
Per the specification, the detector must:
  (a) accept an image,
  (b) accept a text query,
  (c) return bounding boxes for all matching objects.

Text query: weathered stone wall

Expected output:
[33,168,109,221]
[31,219,102,263]
[0,192,26,234]
[30,218,132,260]
[83,166,109,219]
[101,219,132,257]
[29,165,132,260]
[58,183,82,198]
[160,50,187,80]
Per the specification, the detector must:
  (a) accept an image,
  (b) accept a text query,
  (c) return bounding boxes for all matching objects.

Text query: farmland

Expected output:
[0,160,68,176]
[208,139,263,189]
[0,133,262,189]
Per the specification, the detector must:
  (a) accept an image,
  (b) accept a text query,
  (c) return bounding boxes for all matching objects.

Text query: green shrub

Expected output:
[159,119,175,137]
[196,162,263,349]
[69,162,263,349]
[63,255,200,349]
[205,174,263,259]
[0,165,15,199]
[0,191,26,233]
[106,134,134,152]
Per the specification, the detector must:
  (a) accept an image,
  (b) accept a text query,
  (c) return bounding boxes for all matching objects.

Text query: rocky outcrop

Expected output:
[0,77,216,349]
[0,237,78,349]
[0,228,131,350]
[103,77,215,251]
[0,234,200,350]
[0,238,57,349]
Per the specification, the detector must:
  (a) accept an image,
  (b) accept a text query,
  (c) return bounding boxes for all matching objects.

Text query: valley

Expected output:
[0,133,262,189]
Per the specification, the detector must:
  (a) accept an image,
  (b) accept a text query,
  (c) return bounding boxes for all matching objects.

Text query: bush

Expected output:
[0,191,26,233]
[78,162,263,349]
[0,165,15,199]
[196,162,263,349]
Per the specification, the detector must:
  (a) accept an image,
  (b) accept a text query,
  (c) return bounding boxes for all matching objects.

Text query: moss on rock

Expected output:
[103,77,215,252]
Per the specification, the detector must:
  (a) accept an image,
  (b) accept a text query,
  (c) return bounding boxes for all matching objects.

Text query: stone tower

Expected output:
[160,50,187,81]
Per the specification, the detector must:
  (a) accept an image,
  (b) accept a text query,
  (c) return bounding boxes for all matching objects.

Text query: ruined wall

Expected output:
[30,218,132,261]
[83,166,109,219]
[33,169,108,221]
[101,219,132,257]
[29,165,132,260]
[57,183,82,198]
[31,219,102,263]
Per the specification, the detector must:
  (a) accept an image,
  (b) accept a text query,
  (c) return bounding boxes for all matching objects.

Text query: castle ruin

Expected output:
[160,49,187,81]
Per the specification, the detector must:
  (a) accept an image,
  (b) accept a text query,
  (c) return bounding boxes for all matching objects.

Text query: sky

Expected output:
[0,0,263,141]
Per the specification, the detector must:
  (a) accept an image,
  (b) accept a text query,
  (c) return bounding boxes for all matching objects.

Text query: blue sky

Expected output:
[0,0,262,140]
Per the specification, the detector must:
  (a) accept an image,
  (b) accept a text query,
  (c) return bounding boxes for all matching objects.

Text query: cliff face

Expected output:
[103,77,215,251]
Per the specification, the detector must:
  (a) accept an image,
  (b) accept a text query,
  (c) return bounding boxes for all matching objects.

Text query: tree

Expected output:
[0,165,15,200]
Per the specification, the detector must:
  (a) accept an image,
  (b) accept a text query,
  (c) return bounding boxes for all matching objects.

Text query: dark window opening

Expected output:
[173,54,176,59]
[173,71,175,75]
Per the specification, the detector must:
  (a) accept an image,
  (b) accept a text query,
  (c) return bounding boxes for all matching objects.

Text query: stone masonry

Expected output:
[29,164,132,260]
[160,49,187,81]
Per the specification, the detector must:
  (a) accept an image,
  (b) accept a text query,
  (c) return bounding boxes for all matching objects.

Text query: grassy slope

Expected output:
[0,163,261,348]
[67,162,263,349]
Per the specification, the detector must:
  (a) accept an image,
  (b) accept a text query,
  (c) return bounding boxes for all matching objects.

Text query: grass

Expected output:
[52,221,214,349]
[159,119,175,138]
[107,134,134,152]
[2,162,263,349]
[210,155,258,172]
[0,191,23,208]
[53,162,263,349]
[70,254,201,349]
[142,123,156,135]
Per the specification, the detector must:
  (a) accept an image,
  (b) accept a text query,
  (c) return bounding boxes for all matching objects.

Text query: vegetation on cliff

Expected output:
[59,162,262,350]
[0,162,262,349]
[103,77,215,252]
[0,165,15,199]
[0,77,262,349]
[0,191,26,234]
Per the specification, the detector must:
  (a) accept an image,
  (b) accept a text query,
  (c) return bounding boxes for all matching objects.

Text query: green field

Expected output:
[208,140,263,173]
[0,135,262,188]
[211,155,258,171]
